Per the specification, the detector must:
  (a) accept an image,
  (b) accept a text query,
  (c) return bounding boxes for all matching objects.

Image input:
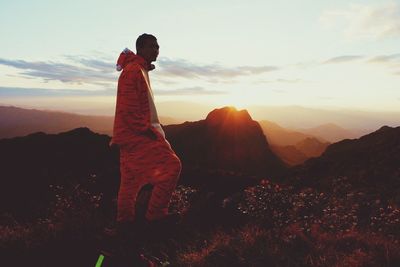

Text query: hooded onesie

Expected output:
[111,48,181,222]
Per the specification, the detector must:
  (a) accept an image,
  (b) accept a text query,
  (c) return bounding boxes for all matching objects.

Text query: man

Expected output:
[111,34,181,229]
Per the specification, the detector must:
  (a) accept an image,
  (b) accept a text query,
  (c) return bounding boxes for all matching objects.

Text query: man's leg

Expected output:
[117,147,146,223]
[145,150,181,221]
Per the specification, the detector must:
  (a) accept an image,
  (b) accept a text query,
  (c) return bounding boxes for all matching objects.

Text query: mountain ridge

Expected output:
[290,125,400,201]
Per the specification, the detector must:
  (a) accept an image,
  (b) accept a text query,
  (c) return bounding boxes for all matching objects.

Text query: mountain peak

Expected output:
[62,127,95,136]
[164,106,286,177]
[205,106,252,126]
[376,125,392,132]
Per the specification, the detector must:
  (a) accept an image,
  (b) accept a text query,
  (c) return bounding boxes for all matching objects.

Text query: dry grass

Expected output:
[1,180,400,266]
[175,223,400,267]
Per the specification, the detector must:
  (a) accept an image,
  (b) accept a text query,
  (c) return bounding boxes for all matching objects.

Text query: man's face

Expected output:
[140,39,159,63]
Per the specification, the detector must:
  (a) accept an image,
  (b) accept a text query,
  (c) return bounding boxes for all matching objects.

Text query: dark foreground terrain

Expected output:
[1,116,399,266]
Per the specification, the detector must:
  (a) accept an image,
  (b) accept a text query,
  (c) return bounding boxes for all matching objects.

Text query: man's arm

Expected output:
[117,67,157,139]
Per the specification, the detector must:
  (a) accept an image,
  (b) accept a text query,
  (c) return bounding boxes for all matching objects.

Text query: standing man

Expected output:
[111,34,181,230]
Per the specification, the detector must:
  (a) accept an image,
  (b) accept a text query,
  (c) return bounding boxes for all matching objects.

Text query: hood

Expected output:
[116,48,155,71]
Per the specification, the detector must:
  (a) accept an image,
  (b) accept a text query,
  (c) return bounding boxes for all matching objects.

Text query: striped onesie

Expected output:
[111,49,181,222]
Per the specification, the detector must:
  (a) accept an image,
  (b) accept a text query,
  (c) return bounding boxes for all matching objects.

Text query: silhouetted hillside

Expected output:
[1,118,400,267]
[290,126,400,201]
[295,137,329,158]
[270,144,308,166]
[164,107,286,179]
[0,128,119,220]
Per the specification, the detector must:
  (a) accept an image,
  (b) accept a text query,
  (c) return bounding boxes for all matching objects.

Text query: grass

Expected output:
[176,223,400,267]
[1,177,400,266]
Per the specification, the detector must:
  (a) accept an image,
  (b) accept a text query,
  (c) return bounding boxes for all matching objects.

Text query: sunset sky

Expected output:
[1,0,400,121]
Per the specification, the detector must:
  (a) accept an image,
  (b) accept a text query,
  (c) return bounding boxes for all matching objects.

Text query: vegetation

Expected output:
[1,175,399,267]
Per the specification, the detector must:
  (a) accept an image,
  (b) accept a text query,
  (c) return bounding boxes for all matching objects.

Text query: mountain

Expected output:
[258,120,330,166]
[248,105,400,130]
[290,126,400,200]
[270,144,308,166]
[296,123,362,143]
[269,137,329,166]
[0,106,113,138]
[164,107,286,179]
[0,105,181,139]
[0,107,288,219]
[0,128,119,221]
[295,137,329,158]
[259,120,322,146]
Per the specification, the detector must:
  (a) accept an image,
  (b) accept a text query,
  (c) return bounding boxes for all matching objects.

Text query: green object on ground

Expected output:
[95,254,105,267]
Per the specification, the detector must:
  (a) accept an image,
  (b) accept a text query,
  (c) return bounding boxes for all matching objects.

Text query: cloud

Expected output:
[319,54,400,76]
[155,86,226,96]
[366,54,400,76]
[152,78,179,86]
[0,86,115,97]
[157,57,279,81]
[0,57,116,86]
[74,58,115,73]
[320,2,400,39]
[254,78,303,84]
[323,55,365,64]
[272,89,287,94]
[276,78,302,83]
[1,56,280,87]
[367,54,400,64]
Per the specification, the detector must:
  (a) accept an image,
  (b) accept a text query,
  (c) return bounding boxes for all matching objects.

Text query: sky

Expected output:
[0,0,400,121]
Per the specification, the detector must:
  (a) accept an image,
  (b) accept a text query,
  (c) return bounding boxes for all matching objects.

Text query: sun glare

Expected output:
[211,94,252,110]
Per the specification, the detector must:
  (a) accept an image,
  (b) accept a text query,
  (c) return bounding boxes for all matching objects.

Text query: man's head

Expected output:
[136,33,159,63]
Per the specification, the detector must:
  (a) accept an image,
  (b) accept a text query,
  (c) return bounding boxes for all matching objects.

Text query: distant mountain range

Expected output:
[295,123,363,143]
[0,107,284,219]
[1,105,398,169]
[269,138,331,167]
[0,106,114,138]
[0,106,181,139]
[259,120,320,145]
[1,106,399,219]
[1,105,365,166]
[259,120,330,165]
[247,105,400,130]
